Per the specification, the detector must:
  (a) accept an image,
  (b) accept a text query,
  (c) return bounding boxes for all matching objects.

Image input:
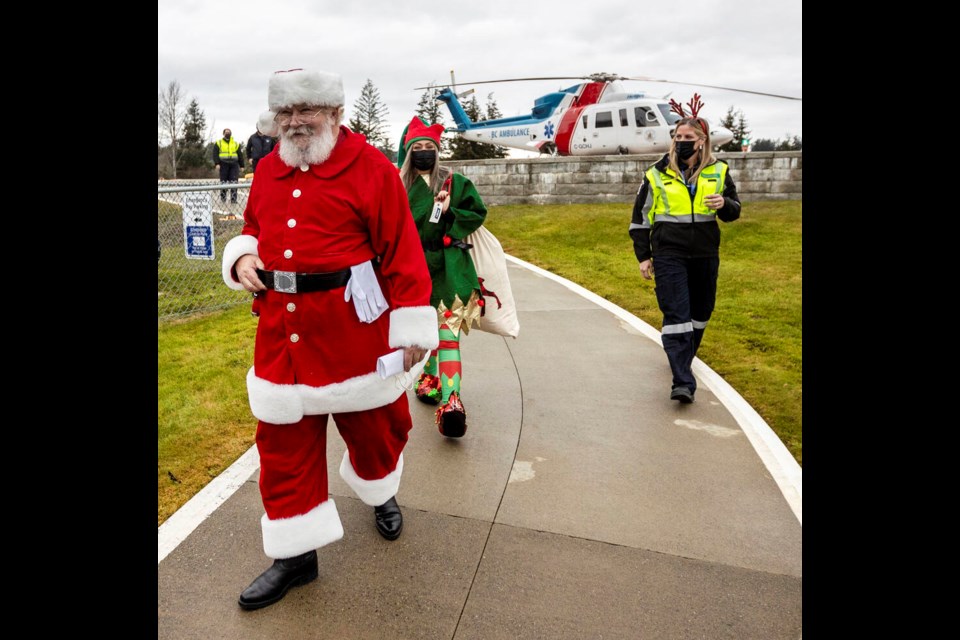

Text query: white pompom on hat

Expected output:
[257,111,279,138]
[268,68,344,111]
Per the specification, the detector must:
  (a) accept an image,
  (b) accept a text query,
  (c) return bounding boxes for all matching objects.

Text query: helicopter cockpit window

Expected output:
[634,107,648,127]
[595,111,613,128]
[635,106,659,127]
[619,109,629,127]
[657,104,681,126]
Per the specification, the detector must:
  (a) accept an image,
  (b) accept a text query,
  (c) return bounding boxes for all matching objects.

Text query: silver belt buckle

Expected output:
[273,270,297,294]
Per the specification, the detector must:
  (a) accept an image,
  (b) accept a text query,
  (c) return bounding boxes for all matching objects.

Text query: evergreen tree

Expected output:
[717,106,750,152]
[178,99,210,176]
[745,135,801,151]
[348,79,389,149]
[376,136,398,164]
[415,87,445,127]
[752,138,776,151]
[736,111,751,149]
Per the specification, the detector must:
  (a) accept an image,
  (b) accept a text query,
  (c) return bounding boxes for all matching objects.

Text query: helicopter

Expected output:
[414,73,801,157]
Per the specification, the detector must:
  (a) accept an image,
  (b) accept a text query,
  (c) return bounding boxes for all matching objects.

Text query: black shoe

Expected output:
[439,410,466,437]
[435,391,467,438]
[670,387,694,404]
[374,496,403,540]
[238,550,318,610]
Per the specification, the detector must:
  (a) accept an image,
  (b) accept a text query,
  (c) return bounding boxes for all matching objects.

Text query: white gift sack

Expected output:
[465,226,519,338]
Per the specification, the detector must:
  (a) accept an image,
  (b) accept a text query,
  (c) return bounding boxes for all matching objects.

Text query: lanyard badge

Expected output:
[429,201,443,223]
[429,174,453,224]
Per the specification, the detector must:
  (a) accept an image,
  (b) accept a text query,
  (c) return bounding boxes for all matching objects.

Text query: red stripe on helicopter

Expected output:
[553,81,609,154]
[554,107,582,155]
[573,81,607,107]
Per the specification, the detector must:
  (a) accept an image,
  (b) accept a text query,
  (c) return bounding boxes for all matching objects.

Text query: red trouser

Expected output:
[255,394,413,558]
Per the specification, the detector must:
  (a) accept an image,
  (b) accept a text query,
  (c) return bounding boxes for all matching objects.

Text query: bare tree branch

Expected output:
[158,80,188,179]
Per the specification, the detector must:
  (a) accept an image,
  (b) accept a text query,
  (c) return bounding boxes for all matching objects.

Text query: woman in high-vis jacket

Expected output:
[629,111,741,403]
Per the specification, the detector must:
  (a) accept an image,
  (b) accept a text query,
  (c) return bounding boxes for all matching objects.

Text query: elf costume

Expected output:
[401,117,488,437]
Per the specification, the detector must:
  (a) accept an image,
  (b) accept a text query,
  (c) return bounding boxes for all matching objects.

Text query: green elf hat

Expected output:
[398,116,444,167]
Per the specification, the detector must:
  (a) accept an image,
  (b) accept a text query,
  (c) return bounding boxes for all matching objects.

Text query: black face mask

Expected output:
[411,150,436,171]
[675,140,698,161]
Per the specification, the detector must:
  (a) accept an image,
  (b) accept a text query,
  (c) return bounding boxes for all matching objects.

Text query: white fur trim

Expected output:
[268,69,344,110]
[261,499,344,559]
[388,306,440,349]
[258,111,279,138]
[222,235,259,291]
[339,452,403,507]
[246,359,427,424]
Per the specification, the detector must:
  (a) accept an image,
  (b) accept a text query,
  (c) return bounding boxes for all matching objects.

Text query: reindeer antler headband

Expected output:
[669,93,708,133]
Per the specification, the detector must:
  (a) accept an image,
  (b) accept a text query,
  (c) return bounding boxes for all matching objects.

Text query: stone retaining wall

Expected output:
[444,151,801,205]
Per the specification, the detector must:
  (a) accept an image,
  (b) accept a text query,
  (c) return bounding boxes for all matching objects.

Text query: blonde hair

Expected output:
[668,117,715,183]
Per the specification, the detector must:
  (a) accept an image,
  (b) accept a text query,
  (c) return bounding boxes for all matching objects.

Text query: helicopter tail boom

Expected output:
[436,87,568,133]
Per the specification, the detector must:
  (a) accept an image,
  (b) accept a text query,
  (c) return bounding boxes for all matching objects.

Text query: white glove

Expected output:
[344,260,389,323]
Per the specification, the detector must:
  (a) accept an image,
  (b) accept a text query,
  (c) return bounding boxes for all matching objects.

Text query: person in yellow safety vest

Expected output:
[212,128,245,204]
[629,113,741,404]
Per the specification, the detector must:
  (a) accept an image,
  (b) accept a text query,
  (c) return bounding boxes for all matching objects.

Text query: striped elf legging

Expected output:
[422,323,461,404]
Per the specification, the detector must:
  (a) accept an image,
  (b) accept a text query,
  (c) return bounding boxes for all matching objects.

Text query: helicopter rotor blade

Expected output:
[618,76,801,101]
[415,73,801,101]
[414,77,587,90]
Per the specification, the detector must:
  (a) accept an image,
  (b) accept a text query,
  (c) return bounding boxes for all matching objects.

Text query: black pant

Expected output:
[652,254,719,392]
[219,162,240,202]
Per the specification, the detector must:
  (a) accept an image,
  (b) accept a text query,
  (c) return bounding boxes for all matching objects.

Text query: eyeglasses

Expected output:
[274,107,334,126]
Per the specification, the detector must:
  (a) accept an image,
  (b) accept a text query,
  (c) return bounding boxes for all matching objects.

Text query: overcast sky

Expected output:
[158,0,801,157]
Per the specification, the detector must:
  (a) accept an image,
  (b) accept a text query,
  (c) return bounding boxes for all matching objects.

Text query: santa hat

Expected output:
[403,116,445,151]
[262,69,344,126]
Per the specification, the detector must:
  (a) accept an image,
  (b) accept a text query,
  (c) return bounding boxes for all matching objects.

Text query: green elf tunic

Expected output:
[407,171,488,330]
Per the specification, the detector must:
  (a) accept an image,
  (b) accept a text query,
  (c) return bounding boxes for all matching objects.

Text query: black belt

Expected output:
[422,237,474,252]
[256,268,351,294]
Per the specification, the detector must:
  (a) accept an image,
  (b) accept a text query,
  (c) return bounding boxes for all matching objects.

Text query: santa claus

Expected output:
[221,68,437,610]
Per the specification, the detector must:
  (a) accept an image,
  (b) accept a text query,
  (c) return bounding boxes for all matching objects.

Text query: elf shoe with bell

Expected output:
[415,372,441,405]
[436,391,467,438]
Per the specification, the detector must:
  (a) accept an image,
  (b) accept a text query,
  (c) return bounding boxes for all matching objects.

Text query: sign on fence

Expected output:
[183,192,214,260]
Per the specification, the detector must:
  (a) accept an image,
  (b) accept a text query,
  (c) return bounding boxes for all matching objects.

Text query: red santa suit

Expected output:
[222,125,437,559]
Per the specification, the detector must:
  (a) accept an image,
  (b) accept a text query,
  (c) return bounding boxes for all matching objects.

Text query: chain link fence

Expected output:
[158,180,252,321]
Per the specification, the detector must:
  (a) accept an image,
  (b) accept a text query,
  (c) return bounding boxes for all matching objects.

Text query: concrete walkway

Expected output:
[158,257,802,639]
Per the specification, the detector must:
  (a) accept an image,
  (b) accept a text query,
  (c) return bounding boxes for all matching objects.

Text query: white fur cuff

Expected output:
[388,306,440,349]
[261,499,344,559]
[247,364,420,424]
[222,234,259,291]
[339,452,403,507]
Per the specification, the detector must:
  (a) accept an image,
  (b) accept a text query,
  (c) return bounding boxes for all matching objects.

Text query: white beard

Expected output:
[278,123,338,167]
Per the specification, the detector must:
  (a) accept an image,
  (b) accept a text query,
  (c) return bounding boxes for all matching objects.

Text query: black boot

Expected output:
[374,496,403,540]
[238,550,318,610]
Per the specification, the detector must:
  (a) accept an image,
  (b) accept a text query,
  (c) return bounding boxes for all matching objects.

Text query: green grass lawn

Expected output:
[158,199,801,525]
[483,200,802,465]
